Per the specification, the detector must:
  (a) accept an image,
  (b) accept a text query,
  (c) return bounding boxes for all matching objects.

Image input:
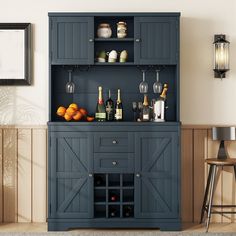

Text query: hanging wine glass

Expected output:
[139,70,148,94]
[153,69,162,94]
[65,69,75,93]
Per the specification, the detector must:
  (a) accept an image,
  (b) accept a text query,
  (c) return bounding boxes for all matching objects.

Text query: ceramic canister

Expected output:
[97,23,112,38]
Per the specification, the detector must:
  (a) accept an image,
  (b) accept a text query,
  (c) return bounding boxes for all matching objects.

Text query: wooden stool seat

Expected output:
[206,158,236,166]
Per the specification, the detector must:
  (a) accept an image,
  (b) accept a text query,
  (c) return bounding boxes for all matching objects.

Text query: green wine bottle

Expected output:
[115,89,123,121]
[95,86,106,122]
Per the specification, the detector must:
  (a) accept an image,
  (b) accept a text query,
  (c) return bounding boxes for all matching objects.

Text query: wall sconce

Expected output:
[213,34,230,79]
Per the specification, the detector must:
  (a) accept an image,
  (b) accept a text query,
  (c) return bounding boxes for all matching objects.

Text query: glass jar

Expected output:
[117,21,127,38]
[97,23,112,38]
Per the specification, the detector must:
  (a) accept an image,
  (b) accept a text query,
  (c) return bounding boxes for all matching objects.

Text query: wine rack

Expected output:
[94,173,134,218]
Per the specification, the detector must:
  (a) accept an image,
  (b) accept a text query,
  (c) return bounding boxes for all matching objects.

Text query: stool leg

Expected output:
[234,165,236,181]
[200,165,214,224]
[206,165,217,233]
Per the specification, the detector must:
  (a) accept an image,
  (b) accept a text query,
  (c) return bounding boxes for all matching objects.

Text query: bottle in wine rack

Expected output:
[105,89,114,121]
[109,208,118,217]
[95,86,106,122]
[115,89,123,121]
[123,206,133,217]
[95,176,104,186]
[110,192,118,202]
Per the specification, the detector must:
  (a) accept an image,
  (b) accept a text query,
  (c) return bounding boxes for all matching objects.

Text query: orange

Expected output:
[66,107,76,116]
[56,106,66,117]
[69,103,79,111]
[73,111,83,121]
[79,108,88,117]
[64,113,72,121]
[87,116,95,122]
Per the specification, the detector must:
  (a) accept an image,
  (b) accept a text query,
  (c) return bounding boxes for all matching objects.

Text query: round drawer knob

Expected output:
[88,173,93,177]
[112,161,117,166]
[135,38,141,42]
[112,140,118,144]
[136,173,141,178]
[89,39,93,42]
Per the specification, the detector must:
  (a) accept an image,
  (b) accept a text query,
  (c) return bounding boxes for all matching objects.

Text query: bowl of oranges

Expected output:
[56,103,95,122]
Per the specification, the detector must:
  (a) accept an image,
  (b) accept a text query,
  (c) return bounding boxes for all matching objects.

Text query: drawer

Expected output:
[94,132,134,153]
[94,153,134,173]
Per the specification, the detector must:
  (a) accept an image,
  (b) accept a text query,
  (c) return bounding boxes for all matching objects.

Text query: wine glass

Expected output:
[139,70,148,94]
[132,102,138,121]
[65,69,75,93]
[153,69,162,94]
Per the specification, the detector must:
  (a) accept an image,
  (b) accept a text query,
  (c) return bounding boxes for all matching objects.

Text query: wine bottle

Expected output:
[123,206,133,217]
[105,90,114,121]
[95,176,104,186]
[115,89,123,121]
[110,193,118,202]
[95,86,106,121]
[142,95,150,122]
[109,208,118,217]
[160,83,168,100]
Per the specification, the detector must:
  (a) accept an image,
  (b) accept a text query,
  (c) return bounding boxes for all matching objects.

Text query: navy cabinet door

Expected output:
[134,17,178,64]
[49,132,93,219]
[135,132,179,218]
[51,17,94,64]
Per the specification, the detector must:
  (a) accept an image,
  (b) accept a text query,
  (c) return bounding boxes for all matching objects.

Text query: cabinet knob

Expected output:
[89,39,94,42]
[112,161,117,166]
[112,140,118,144]
[136,173,141,178]
[135,38,141,42]
[88,173,93,177]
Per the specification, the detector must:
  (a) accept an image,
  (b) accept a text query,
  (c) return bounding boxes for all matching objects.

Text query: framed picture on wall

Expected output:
[0,23,31,85]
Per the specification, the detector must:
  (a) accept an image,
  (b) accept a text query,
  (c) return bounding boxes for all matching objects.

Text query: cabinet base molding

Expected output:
[48,220,181,231]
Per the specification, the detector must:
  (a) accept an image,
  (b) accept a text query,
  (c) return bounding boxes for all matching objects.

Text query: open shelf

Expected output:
[94,62,135,66]
[94,38,134,42]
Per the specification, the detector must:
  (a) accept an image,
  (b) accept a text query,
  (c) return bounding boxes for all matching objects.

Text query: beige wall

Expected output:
[0,0,236,125]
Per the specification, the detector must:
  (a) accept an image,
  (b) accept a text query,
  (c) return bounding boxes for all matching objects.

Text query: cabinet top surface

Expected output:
[48,12,181,17]
[48,121,181,126]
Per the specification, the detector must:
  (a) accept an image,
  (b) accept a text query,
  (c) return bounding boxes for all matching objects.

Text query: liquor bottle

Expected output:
[95,86,106,121]
[123,206,133,217]
[142,95,150,122]
[159,83,168,100]
[105,90,114,121]
[115,89,123,121]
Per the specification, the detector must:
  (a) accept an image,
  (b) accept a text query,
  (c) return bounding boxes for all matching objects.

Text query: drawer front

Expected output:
[94,153,134,173]
[94,132,134,153]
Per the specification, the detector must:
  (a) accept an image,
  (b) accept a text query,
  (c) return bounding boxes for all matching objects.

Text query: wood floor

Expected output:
[0,223,235,233]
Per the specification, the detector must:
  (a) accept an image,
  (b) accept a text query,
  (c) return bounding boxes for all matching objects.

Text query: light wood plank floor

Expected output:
[0,223,235,233]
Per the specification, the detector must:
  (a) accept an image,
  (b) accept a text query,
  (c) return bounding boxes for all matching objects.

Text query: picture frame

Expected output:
[0,23,31,85]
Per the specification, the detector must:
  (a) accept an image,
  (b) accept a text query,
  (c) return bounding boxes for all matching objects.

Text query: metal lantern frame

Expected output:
[213,34,230,78]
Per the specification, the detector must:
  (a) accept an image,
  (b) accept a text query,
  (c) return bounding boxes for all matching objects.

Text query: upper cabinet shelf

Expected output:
[49,14,179,65]
[94,38,134,42]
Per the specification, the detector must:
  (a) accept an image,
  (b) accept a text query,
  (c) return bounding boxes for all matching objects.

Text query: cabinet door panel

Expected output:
[51,17,94,64]
[135,132,179,218]
[134,17,178,64]
[50,132,93,219]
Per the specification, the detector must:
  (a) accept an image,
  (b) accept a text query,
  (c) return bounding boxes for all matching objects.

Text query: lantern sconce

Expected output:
[213,34,230,79]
